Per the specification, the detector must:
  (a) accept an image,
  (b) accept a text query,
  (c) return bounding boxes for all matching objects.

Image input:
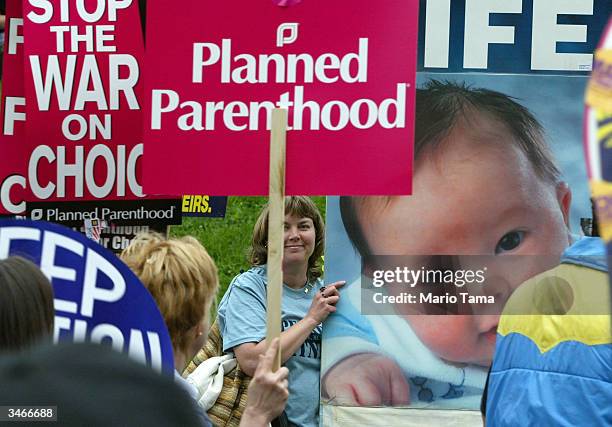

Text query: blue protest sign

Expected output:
[0,219,174,376]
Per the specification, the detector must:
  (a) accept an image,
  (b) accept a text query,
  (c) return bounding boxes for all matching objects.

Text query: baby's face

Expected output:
[357,116,571,366]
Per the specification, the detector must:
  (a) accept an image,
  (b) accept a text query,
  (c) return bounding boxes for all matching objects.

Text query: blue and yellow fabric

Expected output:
[487,238,612,426]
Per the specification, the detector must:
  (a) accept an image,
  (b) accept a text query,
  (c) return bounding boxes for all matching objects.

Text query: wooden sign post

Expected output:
[266,108,288,370]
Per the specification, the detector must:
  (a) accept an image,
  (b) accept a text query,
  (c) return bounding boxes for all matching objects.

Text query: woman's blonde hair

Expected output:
[249,196,324,282]
[119,231,166,261]
[121,233,219,354]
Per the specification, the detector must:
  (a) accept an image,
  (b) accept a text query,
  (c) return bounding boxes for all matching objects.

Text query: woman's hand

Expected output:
[241,338,290,427]
[306,280,346,324]
[322,353,410,406]
[235,281,345,375]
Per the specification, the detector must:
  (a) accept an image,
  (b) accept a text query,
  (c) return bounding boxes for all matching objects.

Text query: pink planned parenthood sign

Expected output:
[144,0,419,195]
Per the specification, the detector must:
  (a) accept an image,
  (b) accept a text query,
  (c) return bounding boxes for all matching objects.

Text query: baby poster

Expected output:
[321,1,609,425]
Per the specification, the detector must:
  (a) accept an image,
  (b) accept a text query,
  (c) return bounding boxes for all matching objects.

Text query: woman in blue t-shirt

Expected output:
[217,196,345,427]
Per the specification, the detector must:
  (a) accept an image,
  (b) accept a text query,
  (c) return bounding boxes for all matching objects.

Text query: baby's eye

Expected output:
[495,231,525,254]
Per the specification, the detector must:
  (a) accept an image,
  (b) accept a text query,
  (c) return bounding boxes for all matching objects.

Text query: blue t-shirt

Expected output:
[217,265,322,427]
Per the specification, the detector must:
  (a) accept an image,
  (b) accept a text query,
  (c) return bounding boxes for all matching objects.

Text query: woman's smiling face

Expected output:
[283,214,316,268]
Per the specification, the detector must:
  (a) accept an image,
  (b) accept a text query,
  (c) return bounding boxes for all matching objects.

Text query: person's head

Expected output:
[121,234,219,369]
[0,342,205,427]
[250,196,324,281]
[340,80,573,365]
[0,256,54,353]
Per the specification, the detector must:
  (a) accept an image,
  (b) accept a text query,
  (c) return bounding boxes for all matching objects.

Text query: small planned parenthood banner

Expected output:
[0,219,174,375]
[143,0,419,196]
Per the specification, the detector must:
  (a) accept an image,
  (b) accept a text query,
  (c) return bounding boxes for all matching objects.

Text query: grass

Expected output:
[169,196,326,303]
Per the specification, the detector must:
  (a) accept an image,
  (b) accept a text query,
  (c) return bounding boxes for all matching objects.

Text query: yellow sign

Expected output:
[182,195,212,214]
[591,181,612,241]
[586,49,612,112]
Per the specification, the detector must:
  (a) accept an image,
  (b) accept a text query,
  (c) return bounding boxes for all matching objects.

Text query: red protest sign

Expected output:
[143,0,418,196]
[0,0,27,214]
[22,0,145,203]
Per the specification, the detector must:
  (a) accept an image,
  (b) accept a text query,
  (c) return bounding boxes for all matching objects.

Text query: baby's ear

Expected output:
[555,181,572,229]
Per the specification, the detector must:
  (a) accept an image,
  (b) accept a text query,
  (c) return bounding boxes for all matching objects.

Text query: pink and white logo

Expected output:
[277,23,299,47]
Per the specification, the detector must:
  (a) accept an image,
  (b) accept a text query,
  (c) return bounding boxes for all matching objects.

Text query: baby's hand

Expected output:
[323,353,410,406]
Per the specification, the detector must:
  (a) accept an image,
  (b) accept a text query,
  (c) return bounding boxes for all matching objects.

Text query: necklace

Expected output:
[303,282,315,294]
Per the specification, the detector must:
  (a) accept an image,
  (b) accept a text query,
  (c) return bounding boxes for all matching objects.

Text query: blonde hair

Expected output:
[119,230,166,262]
[121,233,219,354]
[249,196,324,282]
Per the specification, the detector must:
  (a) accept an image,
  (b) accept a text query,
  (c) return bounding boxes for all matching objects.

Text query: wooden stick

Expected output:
[266,108,287,371]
